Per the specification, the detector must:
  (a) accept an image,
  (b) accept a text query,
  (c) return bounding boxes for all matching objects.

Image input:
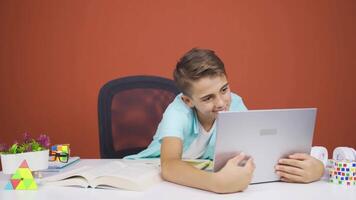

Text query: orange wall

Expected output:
[0,0,355,158]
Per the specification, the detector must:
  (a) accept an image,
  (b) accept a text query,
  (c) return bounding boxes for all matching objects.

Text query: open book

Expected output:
[39,161,162,191]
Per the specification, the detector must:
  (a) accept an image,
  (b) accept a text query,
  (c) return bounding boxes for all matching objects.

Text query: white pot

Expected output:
[1,149,49,174]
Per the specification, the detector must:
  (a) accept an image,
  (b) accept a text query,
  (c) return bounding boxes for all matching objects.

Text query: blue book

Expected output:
[43,157,80,172]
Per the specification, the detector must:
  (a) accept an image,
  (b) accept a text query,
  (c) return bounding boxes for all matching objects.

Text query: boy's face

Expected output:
[181,74,231,124]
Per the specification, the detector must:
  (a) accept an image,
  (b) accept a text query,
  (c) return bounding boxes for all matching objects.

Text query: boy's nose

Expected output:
[215,96,225,109]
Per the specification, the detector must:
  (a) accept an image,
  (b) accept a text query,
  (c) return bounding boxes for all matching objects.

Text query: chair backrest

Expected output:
[98,75,180,158]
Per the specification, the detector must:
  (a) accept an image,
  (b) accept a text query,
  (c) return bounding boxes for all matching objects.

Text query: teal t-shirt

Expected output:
[124,92,248,160]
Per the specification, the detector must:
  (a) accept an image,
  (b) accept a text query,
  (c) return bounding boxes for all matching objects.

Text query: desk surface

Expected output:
[0,159,355,200]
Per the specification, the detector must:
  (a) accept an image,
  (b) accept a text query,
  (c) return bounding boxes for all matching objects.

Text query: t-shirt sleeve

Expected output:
[230,93,248,111]
[154,104,189,142]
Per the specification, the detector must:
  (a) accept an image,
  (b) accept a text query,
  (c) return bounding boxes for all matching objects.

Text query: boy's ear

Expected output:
[181,95,194,108]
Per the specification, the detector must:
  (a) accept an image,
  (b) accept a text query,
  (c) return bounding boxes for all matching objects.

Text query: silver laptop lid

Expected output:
[213,108,317,184]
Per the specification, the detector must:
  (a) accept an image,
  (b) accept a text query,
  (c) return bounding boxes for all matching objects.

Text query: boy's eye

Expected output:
[221,87,228,93]
[202,97,212,102]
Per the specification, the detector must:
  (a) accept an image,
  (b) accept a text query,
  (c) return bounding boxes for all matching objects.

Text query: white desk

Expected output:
[0,159,355,200]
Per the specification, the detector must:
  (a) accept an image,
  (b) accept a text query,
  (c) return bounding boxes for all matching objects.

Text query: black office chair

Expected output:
[98,75,180,158]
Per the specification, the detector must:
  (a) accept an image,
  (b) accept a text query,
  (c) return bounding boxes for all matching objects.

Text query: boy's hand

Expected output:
[211,153,255,193]
[275,153,324,183]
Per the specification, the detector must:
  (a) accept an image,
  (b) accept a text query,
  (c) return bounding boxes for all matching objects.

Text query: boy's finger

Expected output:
[278,158,304,168]
[228,153,246,165]
[244,158,255,171]
[276,171,303,182]
[275,164,304,176]
[288,153,310,160]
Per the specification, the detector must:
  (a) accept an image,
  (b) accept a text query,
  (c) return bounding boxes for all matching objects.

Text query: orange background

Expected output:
[0,0,355,158]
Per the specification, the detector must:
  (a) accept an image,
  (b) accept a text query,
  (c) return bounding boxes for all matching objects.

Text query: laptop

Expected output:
[213,108,317,184]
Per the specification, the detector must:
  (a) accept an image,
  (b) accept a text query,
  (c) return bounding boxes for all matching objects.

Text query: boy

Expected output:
[126,48,324,193]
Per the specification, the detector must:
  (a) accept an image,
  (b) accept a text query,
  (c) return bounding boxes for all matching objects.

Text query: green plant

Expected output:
[0,132,50,154]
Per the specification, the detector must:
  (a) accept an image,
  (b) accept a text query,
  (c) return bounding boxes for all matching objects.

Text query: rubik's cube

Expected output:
[50,144,70,161]
[328,160,356,186]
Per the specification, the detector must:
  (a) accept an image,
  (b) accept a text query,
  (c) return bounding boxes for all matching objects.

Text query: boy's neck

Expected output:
[195,110,215,132]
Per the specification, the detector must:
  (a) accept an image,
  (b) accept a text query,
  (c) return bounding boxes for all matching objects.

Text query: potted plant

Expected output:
[0,132,50,174]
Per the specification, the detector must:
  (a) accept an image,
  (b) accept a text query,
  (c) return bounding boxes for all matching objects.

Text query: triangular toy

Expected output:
[4,160,38,190]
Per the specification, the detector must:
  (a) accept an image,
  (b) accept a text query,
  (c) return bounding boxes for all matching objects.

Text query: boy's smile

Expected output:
[181,74,232,131]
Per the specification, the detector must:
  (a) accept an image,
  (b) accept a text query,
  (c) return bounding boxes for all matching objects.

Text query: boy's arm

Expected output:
[160,137,255,193]
[275,153,324,183]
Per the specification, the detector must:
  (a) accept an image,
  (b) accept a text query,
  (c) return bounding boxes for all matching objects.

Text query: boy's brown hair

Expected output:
[173,48,226,96]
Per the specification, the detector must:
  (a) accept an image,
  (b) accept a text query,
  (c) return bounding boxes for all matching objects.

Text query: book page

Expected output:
[40,161,162,190]
[85,161,162,190]
[39,165,92,187]
[41,176,90,188]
